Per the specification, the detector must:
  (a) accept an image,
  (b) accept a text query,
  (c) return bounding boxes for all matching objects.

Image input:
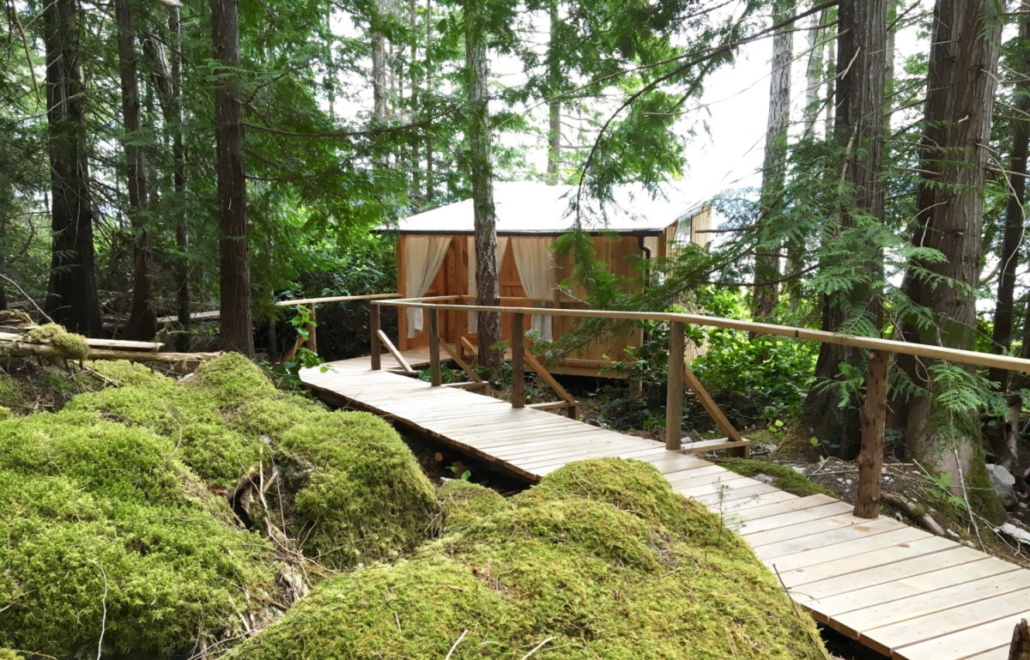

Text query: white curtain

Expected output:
[405,235,451,338]
[511,237,556,341]
[467,235,509,333]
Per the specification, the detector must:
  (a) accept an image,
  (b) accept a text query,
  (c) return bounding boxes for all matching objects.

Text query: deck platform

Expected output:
[301,353,1030,660]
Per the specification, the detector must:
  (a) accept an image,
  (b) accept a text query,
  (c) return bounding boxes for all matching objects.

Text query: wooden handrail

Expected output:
[376,297,1030,374]
[274,293,400,307]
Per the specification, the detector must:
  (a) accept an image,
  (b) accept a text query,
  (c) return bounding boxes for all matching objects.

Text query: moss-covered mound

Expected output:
[0,411,275,659]
[65,354,438,569]
[230,459,829,660]
[715,457,833,498]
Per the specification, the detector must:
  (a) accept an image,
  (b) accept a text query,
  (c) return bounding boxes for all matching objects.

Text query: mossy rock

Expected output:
[67,354,438,568]
[715,457,833,498]
[438,478,509,530]
[230,459,829,660]
[24,323,89,360]
[0,412,275,659]
[0,375,26,413]
[83,359,173,388]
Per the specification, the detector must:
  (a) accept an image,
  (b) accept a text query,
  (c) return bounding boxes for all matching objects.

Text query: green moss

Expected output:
[0,375,26,412]
[278,411,438,568]
[964,454,1008,526]
[85,359,173,388]
[190,352,279,408]
[0,650,25,660]
[715,457,833,498]
[231,460,829,660]
[0,413,275,660]
[438,479,509,531]
[25,323,89,360]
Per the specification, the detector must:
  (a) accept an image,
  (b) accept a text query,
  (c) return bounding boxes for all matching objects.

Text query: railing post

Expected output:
[370,303,381,370]
[511,313,525,408]
[666,321,684,450]
[854,350,888,518]
[429,308,441,387]
[307,303,318,354]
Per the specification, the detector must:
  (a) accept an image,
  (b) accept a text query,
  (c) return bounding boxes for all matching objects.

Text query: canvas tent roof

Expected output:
[386,181,697,236]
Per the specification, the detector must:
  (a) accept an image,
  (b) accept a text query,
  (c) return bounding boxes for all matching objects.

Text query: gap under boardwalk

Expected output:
[301,354,1030,660]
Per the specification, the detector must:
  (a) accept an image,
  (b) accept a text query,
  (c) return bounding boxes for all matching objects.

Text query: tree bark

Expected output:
[896,0,1004,522]
[855,350,888,518]
[372,0,390,123]
[212,0,254,356]
[792,0,887,460]
[42,0,103,336]
[116,0,157,341]
[990,4,1030,392]
[169,7,190,335]
[462,0,502,370]
[752,0,794,324]
[546,0,561,183]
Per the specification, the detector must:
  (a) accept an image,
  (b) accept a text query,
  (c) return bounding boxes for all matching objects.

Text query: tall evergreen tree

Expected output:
[212,0,254,355]
[896,0,1005,521]
[42,0,103,335]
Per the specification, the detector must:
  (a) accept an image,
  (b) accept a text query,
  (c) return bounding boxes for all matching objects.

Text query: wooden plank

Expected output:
[525,349,578,417]
[895,613,1030,660]
[734,501,855,535]
[378,330,415,373]
[719,490,797,514]
[863,588,1030,657]
[676,475,759,498]
[681,438,751,454]
[663,464,730,486]
[756,516,908,561]
[527,401,572,413]
[690,483,781,506]
[682,363,744,444]
[793,546,987,606]
[765,527,931,575]
[666,321,684,449]
[728,494,839,523]
[813,559,1021,623]
[275,293,400,306]
[439,341,484,382]
[777,534,958,589]
[747,512,903,549]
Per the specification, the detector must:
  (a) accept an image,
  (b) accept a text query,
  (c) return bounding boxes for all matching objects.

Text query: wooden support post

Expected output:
[511,313,525,409]
[429,308,441,387]
[378,329,415,373]
[666,321,685,450]
[439,339,484,382]
[854,350,888,519]
[682,362,747,456]
[525,350,579,419]
[307,303,318,355]
[370,303,381,370]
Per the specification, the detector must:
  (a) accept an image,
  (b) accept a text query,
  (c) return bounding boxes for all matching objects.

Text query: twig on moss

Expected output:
[520,637,555,659]
[444,629,468,660]
[89,560,108,660]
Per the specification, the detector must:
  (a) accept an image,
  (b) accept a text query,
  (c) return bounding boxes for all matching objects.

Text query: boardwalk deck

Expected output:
[300,352,1029,660]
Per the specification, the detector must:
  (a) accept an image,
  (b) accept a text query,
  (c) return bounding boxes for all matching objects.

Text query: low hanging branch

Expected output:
[0,335,222,365]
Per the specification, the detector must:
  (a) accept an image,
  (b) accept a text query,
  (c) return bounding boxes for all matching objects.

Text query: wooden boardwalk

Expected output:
[301,353,1030,660]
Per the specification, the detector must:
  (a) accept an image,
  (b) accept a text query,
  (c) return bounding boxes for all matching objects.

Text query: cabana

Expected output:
[385,181,713,377]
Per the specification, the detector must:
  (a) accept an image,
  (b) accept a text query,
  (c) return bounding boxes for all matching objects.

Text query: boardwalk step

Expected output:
[680,437,751,454]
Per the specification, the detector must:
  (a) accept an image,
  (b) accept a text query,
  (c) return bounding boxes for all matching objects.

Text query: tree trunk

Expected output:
[462,0,502,370]
[791,0,887,460]
[990,3,1030,392]
[752,0,794,323]
[896,0,1005,523]
[170,7,190,336]
[802,6,830,137]
[372,0,389,123]
[42,0,103,336]
[116,0,157,341]
[424,0,434,201]
[212,0,254,356]
[546,0,561,183]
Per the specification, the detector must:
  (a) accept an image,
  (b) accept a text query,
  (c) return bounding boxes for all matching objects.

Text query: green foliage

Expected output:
[228,459,829,660]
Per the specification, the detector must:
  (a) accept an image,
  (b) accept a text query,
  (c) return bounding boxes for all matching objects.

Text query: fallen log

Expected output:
[0,330,163,352]
[0,337,222,365]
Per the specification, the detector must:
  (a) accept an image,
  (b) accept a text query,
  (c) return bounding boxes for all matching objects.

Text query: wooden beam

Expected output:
[439,340,484,382]
[682,362,743,444]
[442,381,490,392]
[528,401,572,413]
[274,293,400,307]
[854,350,888,519]
[525,350,578,419]
[429,308,441,387]
[377,329,415,374]
[666,321,685,450]
[511,313,525,409]
[370,303,381,370]
[459,336,478,357]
